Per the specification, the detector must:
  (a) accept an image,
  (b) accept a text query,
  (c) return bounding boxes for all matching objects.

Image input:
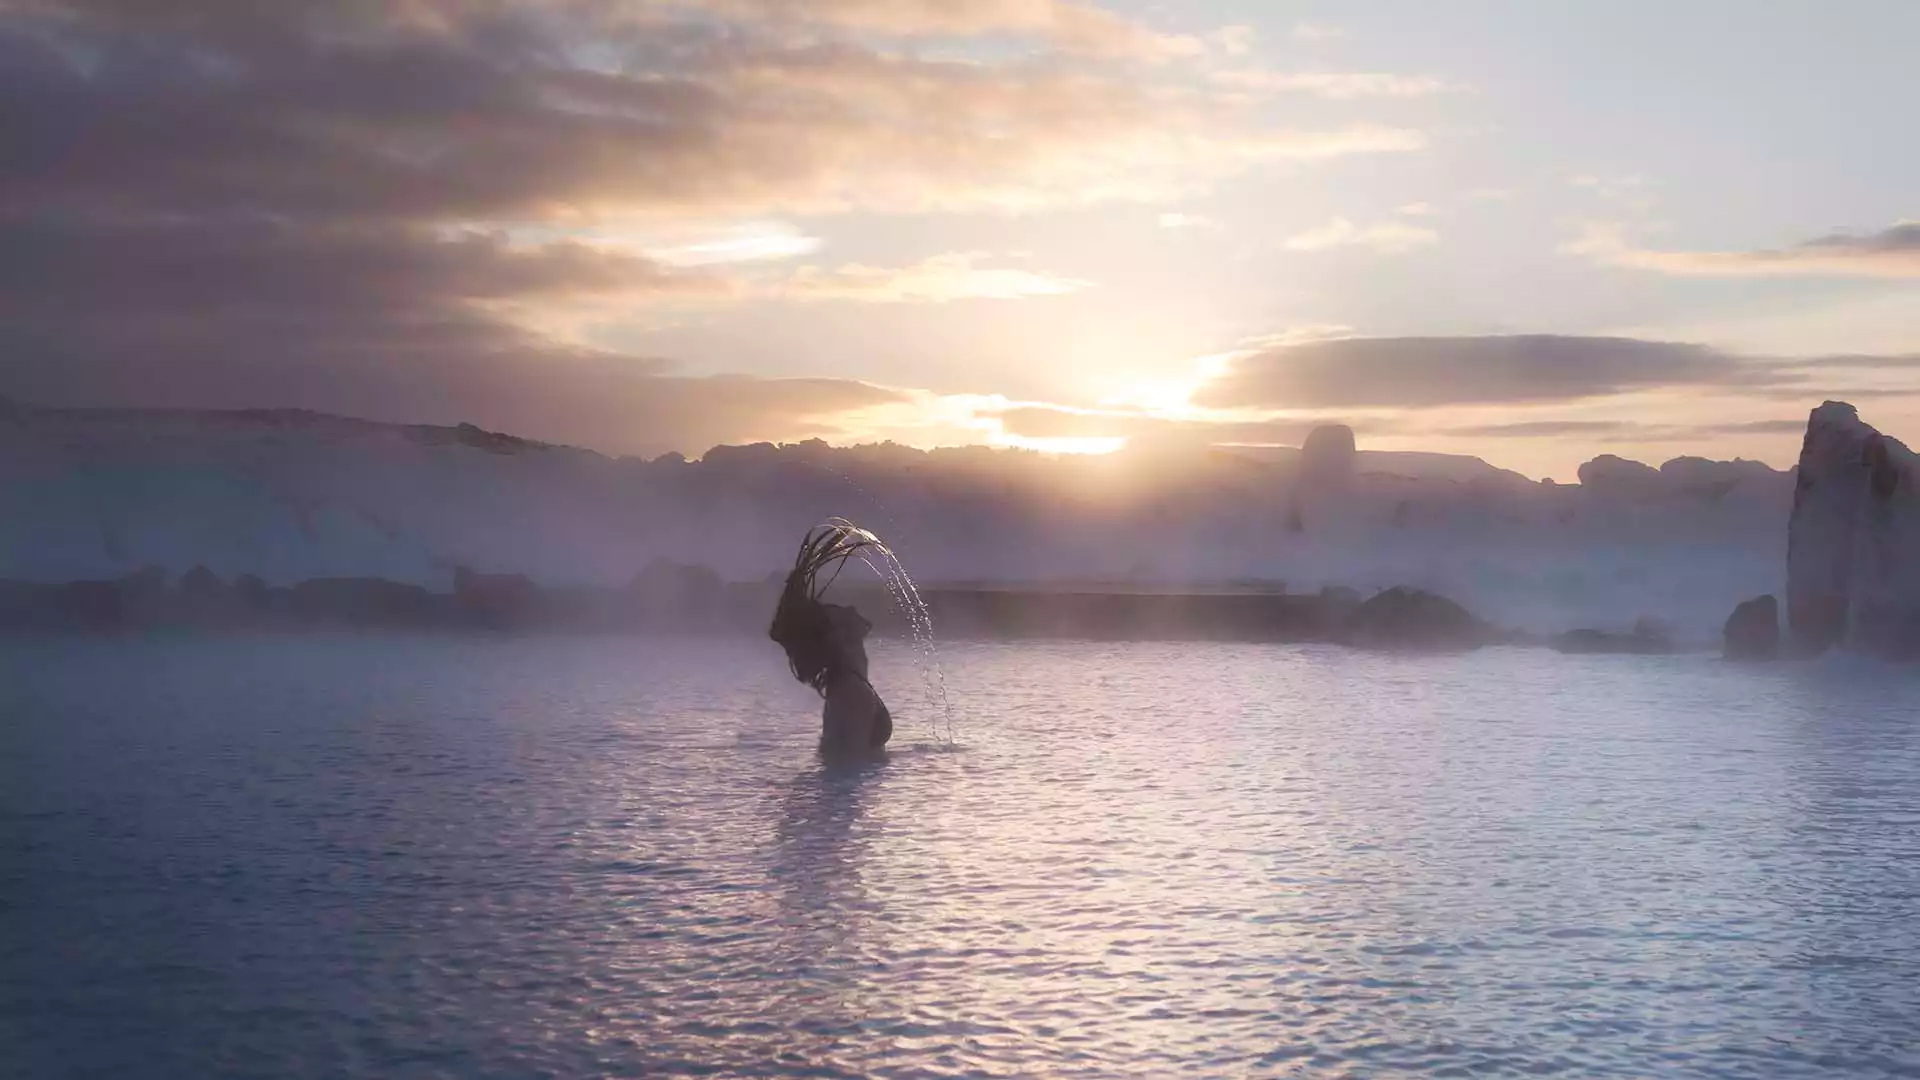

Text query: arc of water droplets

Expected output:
[821,517,957,747]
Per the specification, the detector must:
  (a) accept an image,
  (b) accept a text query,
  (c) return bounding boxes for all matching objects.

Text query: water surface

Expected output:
[2,638,1917,1077]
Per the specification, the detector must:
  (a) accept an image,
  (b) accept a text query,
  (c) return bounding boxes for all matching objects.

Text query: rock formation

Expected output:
[3,398,1803,635]
[1551,617,1677,655]
[1577,454,1663,496]
[1786,402,1920,658]
[453,565,542,627]
[1723,595,1779,660]
[289,578,439,626]
[1345,586,1492,651]
[1300,424,1357,488]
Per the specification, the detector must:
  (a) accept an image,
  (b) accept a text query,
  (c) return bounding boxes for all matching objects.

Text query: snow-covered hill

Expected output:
[0,398,1799,639]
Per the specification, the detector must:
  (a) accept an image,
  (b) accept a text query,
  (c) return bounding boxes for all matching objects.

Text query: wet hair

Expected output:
[768,522,880,696]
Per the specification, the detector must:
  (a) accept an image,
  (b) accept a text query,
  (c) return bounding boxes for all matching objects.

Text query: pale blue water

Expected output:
[2,638,1917,1078]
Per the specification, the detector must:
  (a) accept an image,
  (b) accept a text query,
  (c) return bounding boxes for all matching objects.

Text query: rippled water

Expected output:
[3,637,1918,1078]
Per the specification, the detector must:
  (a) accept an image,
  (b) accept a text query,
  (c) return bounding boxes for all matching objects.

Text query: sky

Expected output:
[2,0,1917,480]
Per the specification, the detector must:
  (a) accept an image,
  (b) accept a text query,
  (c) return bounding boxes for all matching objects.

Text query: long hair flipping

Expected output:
[768,521,881,695]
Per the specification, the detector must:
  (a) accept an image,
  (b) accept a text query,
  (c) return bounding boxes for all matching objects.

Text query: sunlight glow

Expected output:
[648,223,823,266]
[992,433,1129,455]
[1098,350,1240,413]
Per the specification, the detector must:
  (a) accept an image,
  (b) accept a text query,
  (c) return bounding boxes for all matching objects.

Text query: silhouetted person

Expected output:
[770,524,894,758]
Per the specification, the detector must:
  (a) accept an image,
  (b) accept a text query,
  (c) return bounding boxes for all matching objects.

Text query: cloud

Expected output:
[1438,420,1642,439]
[666,0,1205,59]
[1571,220,1920,279]
[1213,71,1460,98]
[1701,419,1810,435]
[640,222,823,267]
[1747,385,1920,402]
[0,323,906,459]
[993,405,1343,447]
[1158,212,1218,230]
[1,3,1420,224]
[0,217,900,456]
[779,253,1091,302]
[0,0,1431,452]
[1209,24,1256,56]
[1290,22,1347,41]
[1793,353,1920,371]
[1437,418,1810,441]
[0,217,734,318]
[1192,335,1777,409]
[1283,218,1438,254]
[1396,202,1436,216]
[1568,174,1653,207]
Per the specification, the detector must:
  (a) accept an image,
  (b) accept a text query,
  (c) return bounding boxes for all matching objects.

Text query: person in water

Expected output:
[769,525,894,757]
[816,603,893,754]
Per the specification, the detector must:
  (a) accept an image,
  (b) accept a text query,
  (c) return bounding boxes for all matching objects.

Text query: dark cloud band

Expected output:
[1192,335,1767,410]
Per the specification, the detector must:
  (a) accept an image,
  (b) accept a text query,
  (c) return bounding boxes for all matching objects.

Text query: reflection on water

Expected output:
[2,637,1918,1078]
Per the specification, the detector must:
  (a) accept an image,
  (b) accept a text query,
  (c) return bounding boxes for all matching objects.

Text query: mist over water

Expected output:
[4,638,1917,1078]
[1,405,1797,642]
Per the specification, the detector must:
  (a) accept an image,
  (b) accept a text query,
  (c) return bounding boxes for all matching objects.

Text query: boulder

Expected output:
[1346,586,1491,651]
[1785,402,1920,657]
[1300,424,1357,487]
[178,565,227,600]
[1723,595,1780,660]
[452,565,542,627]
[174,564,242,625]
[1315,584,1362,636]
[1551,617,1678,655]
[289,577,439,626]
[232,574,269,607]
[1576,454,1662,496]
[122,565,169,601]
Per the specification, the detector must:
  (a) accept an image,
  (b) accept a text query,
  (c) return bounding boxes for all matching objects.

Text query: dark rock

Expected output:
[1786,401,1919,657]
[0,579,60,631]
[289,578,440,626]
[32,570,167,632]
[1316,585,1362,636]
[1320,584,1361,607]
[122,565,169,599]
[453,565,542,627]
[1551,619,1678,656]
[1301,424,1357,487]
[1724,595,1780,660]
[172,564,240,625]
[232,574,269,606]
[179,565,226,599]
[1577,454,1662,495]
[1346,586,1492,651]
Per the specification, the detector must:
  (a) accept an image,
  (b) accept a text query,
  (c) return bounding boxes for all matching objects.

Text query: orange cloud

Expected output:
[780,253,1091,302]
[1284,218,1439,254]
[1569,220,1920,279]
[0,0,1431,457]
[1213,70,1461,98]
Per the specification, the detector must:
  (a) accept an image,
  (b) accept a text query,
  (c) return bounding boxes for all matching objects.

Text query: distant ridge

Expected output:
[0,396,1801,638]
[1,396,1736,486]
